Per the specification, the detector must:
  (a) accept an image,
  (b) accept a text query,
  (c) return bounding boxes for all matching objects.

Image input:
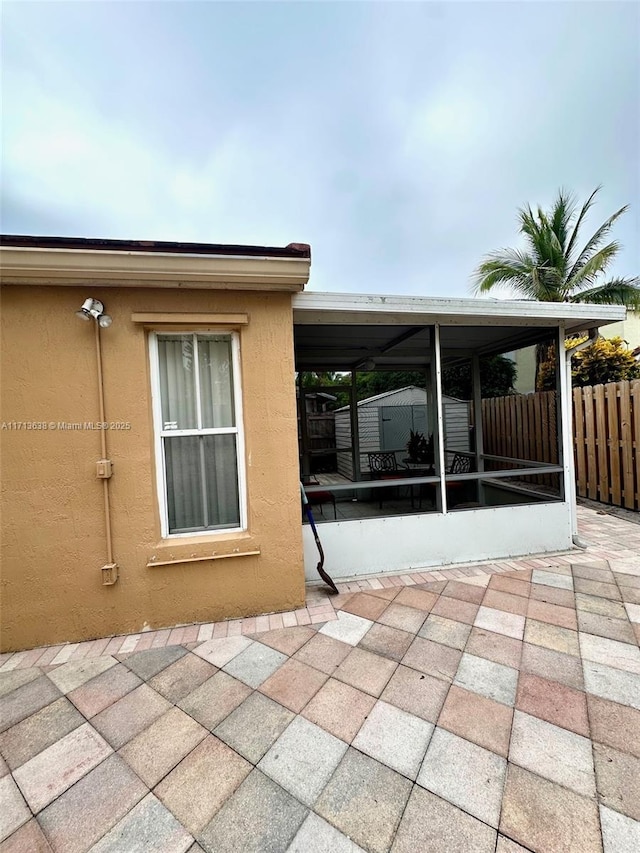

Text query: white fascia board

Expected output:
[293,292,626,327]
[0,246,310,291]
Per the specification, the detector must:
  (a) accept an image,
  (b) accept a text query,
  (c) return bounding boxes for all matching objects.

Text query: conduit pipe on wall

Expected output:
[94,317,118,585]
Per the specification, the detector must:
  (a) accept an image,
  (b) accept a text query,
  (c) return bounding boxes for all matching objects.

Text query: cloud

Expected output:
[1,1,638,297]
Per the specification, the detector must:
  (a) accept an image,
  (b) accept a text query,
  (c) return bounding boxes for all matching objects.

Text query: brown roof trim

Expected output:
[0,234,311,260]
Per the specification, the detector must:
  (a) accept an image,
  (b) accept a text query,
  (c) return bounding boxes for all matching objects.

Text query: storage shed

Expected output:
[334,386,470,479]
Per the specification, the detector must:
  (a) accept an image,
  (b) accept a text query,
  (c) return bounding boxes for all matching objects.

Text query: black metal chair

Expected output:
[448,453,472,475]
[446,453,474,507]
[367,452,407,508]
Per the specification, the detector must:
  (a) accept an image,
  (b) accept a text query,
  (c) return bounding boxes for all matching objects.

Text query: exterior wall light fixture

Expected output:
[76,297,112,327]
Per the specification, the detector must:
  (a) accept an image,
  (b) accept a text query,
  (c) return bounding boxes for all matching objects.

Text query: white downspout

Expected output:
[564,327,599,548]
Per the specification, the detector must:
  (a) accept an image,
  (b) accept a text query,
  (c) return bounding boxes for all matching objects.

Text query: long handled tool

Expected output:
[300,483,339,594]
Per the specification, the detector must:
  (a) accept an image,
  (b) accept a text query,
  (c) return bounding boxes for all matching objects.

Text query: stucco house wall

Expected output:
[513,309,638,393]
[1,279,306,652]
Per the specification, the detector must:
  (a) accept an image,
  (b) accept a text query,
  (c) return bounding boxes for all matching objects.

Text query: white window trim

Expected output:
[149,330,247,539]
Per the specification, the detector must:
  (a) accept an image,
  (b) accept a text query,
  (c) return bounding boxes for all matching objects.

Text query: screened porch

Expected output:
[296,318,565,524]
[292,293,622,578]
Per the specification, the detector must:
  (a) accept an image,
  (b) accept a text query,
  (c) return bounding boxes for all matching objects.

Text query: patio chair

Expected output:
[301,477,337,520]
[446,453,474,507]
[448,453,472,475]
[367,452,407,509]
[307,489,337,520]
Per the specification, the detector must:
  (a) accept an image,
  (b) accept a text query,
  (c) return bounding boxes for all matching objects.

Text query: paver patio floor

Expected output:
[1,505,639,852]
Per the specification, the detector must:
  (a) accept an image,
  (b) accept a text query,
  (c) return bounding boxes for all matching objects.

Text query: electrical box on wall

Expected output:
[101,563,118,585]
[96,459,113,479]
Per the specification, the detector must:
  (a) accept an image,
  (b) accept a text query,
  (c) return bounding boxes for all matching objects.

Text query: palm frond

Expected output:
[565,186,600,262]
[472,249,565,301]
[566,242,621,292]
[550,188,576,253]
[518,207,551,267]
[569,277,640,308]
[472,249,536,294]
[566,204,629,284]
[473,187,634,309]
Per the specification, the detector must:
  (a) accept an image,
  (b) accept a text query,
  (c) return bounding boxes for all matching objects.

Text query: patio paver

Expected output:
[391,786,497,853]
[352,700,433,780]
[301,678,375,743]
[288,812,365,852]
[12,723,112,814]
[509,710,596,797]
[155,736,251,835]
[36,754,146,853]
[214,692,295,764]
[258,716,347,806]
[199,770,307,853]
[88,792,192,853]
[500,764,603,853]
[119,707,208,788]
[315,749,412,853]
[417,727,507,828]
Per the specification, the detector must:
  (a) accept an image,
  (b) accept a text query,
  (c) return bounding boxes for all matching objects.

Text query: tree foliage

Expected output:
[537,336,640,390]
[298,358,517,402]
[443,355,517,400]
[473,187,639,308]
[473,187,639,389]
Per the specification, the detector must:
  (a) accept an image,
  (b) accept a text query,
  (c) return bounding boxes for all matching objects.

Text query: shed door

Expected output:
[380,405,428,453]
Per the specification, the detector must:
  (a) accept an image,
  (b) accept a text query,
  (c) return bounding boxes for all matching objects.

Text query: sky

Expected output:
[2,0,638,297]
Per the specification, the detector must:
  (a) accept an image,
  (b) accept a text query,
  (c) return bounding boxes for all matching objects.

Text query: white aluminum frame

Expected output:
[149,330,247,538]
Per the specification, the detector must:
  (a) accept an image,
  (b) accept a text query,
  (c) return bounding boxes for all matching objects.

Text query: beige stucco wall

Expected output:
[0,285,305,651]
[602,310,640,349]
[513,311,640,393]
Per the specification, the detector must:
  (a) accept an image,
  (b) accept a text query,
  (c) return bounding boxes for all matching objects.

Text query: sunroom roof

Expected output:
[293,292,625,371]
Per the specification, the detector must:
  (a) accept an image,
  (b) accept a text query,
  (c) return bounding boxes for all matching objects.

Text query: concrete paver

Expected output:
[154,736,251,835]
[36,754,146,853]
[453,652,518,706]
[258,716,347,807]
[352,700,433,780]
[315,749,411,853]
[12,724,111,813]
[288,812,365,852]
[301,679,375,744]
[392,787,497,853]
[418,727,507,828]
[222,642,287,688]
[214,692,294,764]
[88,793,192,853]
[509,710,596,797]
[418,614,472,650]
[199,770,307,853]
[119,708,207,788]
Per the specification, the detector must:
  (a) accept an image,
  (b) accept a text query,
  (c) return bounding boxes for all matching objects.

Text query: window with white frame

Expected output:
[151,332,245,536]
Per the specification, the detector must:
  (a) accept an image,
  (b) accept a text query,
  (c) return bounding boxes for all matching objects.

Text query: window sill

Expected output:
[147,532,260,568]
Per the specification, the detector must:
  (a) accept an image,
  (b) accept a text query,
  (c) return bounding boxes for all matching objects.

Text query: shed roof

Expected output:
[335,385,465,411]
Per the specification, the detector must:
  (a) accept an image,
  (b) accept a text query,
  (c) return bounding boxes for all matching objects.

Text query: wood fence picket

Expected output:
[481,380,640,511]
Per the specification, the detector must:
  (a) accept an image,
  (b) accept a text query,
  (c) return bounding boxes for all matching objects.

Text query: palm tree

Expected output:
[473,187,639,307]
[473,187,639,387]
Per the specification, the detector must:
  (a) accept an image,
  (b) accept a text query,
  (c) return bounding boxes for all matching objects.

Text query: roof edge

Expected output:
[0,234,311,260]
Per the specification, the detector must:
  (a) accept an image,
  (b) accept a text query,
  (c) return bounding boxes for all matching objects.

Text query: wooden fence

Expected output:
[573,380,640,510]
[481,381,640,511]
[481,391,559,488]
